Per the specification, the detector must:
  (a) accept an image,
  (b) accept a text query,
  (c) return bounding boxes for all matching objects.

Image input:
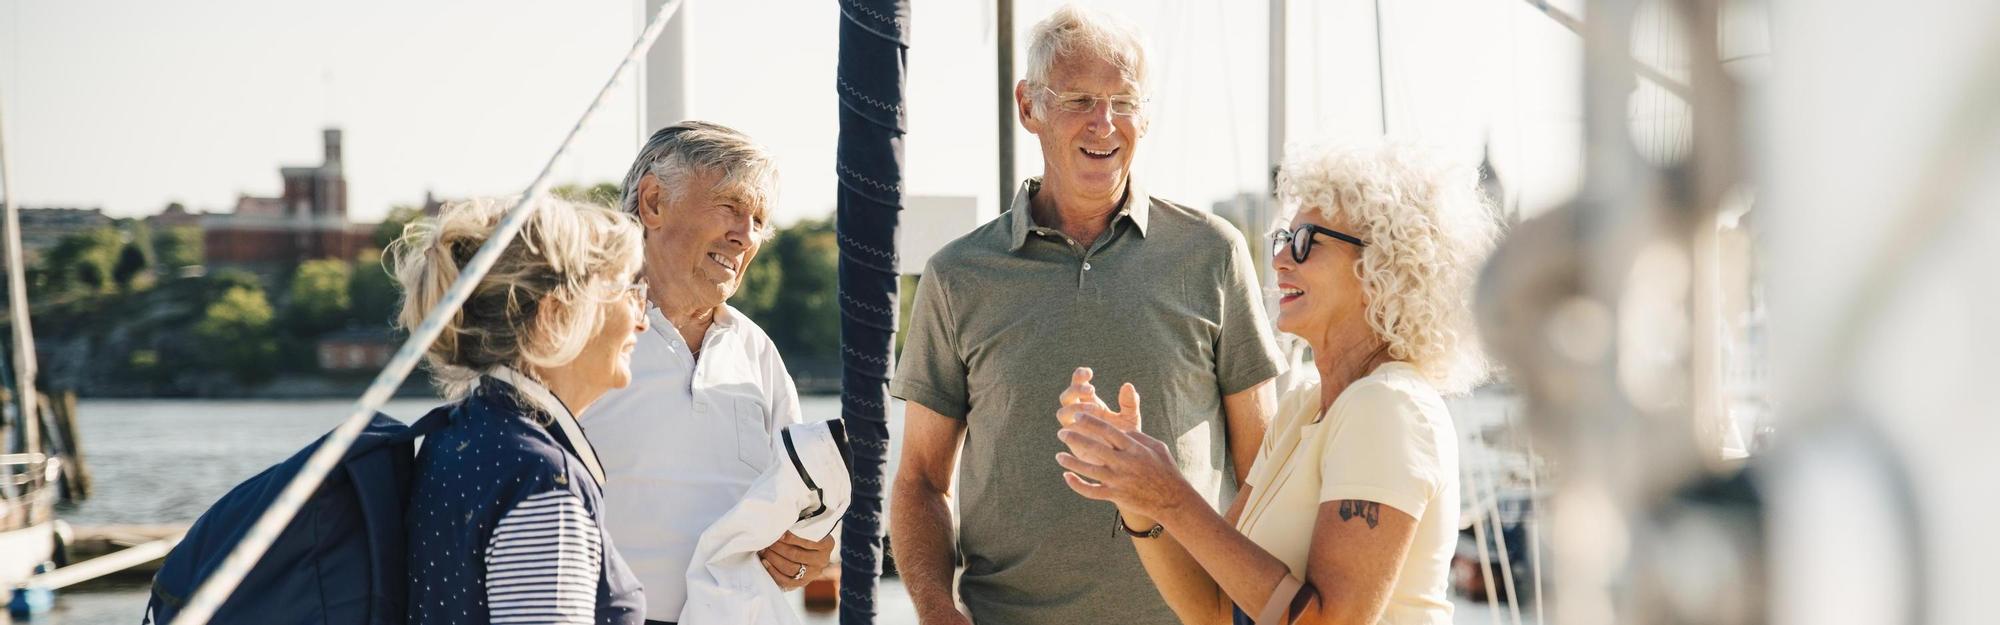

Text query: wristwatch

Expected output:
[1116,511,1164,539]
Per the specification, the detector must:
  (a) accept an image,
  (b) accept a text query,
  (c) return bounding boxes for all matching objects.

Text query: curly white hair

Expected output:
[1277,141,1501,394]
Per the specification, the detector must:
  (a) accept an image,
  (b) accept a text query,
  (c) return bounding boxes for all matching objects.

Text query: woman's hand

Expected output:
[759,531,834,591]
[1054,374,1200,524]
[1057,367,1135,431]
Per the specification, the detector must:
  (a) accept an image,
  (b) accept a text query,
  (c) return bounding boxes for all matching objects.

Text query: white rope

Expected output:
[164,1,686,622]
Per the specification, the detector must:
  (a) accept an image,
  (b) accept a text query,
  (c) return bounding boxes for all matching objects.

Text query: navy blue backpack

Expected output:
[145,406,450,625]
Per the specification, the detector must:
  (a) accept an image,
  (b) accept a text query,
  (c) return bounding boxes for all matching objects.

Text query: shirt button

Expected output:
[1083,262,1093,271]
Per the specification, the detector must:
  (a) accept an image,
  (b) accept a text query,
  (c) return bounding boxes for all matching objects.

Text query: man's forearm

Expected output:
[1222,379,1275,484]
[891,478,962,619]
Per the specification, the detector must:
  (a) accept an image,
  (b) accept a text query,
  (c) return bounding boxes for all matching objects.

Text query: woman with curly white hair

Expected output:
[1053,141,1496,625]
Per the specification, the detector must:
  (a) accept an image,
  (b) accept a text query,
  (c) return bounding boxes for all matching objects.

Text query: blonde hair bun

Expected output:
[386,196,643,398]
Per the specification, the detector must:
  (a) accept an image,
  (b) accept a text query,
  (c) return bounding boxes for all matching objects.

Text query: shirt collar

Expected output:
[644,304,740,348]
[1006,176,1152,252]
[486,365,608,486]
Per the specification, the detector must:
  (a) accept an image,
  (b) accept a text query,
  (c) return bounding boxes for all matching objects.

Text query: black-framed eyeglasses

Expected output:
[1270,224,1367,263]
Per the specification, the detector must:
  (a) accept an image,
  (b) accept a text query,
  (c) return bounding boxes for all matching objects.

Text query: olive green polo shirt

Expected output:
[892,177,1284,625]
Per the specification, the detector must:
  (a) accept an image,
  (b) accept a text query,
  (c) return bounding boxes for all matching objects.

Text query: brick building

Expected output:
[203,128,372,276]
[144,203,204,230]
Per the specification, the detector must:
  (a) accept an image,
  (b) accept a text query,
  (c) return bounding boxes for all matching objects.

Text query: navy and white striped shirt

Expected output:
[486,491,602,622]
[406,375,645,625]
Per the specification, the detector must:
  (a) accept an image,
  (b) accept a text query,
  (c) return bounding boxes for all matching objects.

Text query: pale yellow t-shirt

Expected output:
[1234,361,1459,625]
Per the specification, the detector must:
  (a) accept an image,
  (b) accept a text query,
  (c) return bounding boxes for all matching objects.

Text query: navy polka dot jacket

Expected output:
[405,377,645,624]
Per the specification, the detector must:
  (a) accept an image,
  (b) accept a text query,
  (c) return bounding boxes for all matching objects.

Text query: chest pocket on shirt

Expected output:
[732,398,774,472]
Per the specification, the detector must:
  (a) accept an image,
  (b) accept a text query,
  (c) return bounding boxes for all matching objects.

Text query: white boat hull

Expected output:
[0,520,56,586]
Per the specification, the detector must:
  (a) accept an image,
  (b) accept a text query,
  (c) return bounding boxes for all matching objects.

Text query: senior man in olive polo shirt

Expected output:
[889,6,1283,625]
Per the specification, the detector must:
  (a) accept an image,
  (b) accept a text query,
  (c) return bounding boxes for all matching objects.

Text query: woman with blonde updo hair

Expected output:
[390,196,651,625]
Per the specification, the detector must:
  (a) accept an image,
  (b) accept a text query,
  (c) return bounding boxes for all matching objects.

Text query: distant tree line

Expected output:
[9,214,407,393]
[3,184,859,394]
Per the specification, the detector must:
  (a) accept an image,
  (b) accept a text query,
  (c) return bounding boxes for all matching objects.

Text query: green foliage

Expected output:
[205,268,264,296]
[37,228,127,297]
[731,219,839,361]
[374,205,427,250]
[349,249,402,331]
[284,259,353,336]
[113,241,152,291]
[126,349,174,387]
[196,284,279,384]
[552,182,623,208]
[732,247,783,319]
[153,226,204,271]
[773,220,840,358]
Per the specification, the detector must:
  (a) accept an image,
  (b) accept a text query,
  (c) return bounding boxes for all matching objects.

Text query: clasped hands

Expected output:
[1054,367,1201,528]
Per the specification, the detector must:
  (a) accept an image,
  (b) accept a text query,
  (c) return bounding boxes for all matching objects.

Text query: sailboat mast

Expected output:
[0,92,39,453]
[1373,0,1388,134]
[641,0,692,133]
[1263,0,1285,289]
[1267,0,1285,186]
[997,0,1016,209]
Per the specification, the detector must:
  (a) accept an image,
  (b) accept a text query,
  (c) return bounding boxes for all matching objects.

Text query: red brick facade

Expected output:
[205,128,373,270]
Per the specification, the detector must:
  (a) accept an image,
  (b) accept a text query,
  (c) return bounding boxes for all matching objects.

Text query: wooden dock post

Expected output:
[0,387,11,457]
[41,391,88,500]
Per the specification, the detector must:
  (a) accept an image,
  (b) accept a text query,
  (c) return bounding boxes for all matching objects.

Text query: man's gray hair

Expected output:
[619,120,779,239]
[1023,4,1151,116]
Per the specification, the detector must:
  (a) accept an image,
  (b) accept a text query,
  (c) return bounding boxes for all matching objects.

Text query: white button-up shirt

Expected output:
[582,304,803,621]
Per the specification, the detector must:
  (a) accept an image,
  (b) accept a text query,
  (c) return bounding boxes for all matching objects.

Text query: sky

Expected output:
[0,0,1589,227]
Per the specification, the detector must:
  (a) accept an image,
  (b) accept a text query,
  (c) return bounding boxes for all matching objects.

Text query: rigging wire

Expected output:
[1477,442,1525,625]
[1518,407,1548,625]
[1518,0,1689,99]
[1465,455,1504,625]
[165,1,687,622]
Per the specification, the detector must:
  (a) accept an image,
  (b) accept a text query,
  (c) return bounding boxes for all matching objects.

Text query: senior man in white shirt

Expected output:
[586,121,833,625]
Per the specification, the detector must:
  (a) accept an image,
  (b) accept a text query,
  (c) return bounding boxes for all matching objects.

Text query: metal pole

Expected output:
[643,0,692,130]
[1267,0,1286,181]
[0,92,39,455]
[1373,0,1389,134]
[997,0,1015,211]
[1263,0,1285,291]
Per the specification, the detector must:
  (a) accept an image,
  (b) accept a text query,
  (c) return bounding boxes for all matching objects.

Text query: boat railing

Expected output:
[0,453,58,530]
[0,452,53,488]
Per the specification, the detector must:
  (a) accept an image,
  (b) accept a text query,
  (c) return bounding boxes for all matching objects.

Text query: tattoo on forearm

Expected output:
[1337,500,1380,529]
